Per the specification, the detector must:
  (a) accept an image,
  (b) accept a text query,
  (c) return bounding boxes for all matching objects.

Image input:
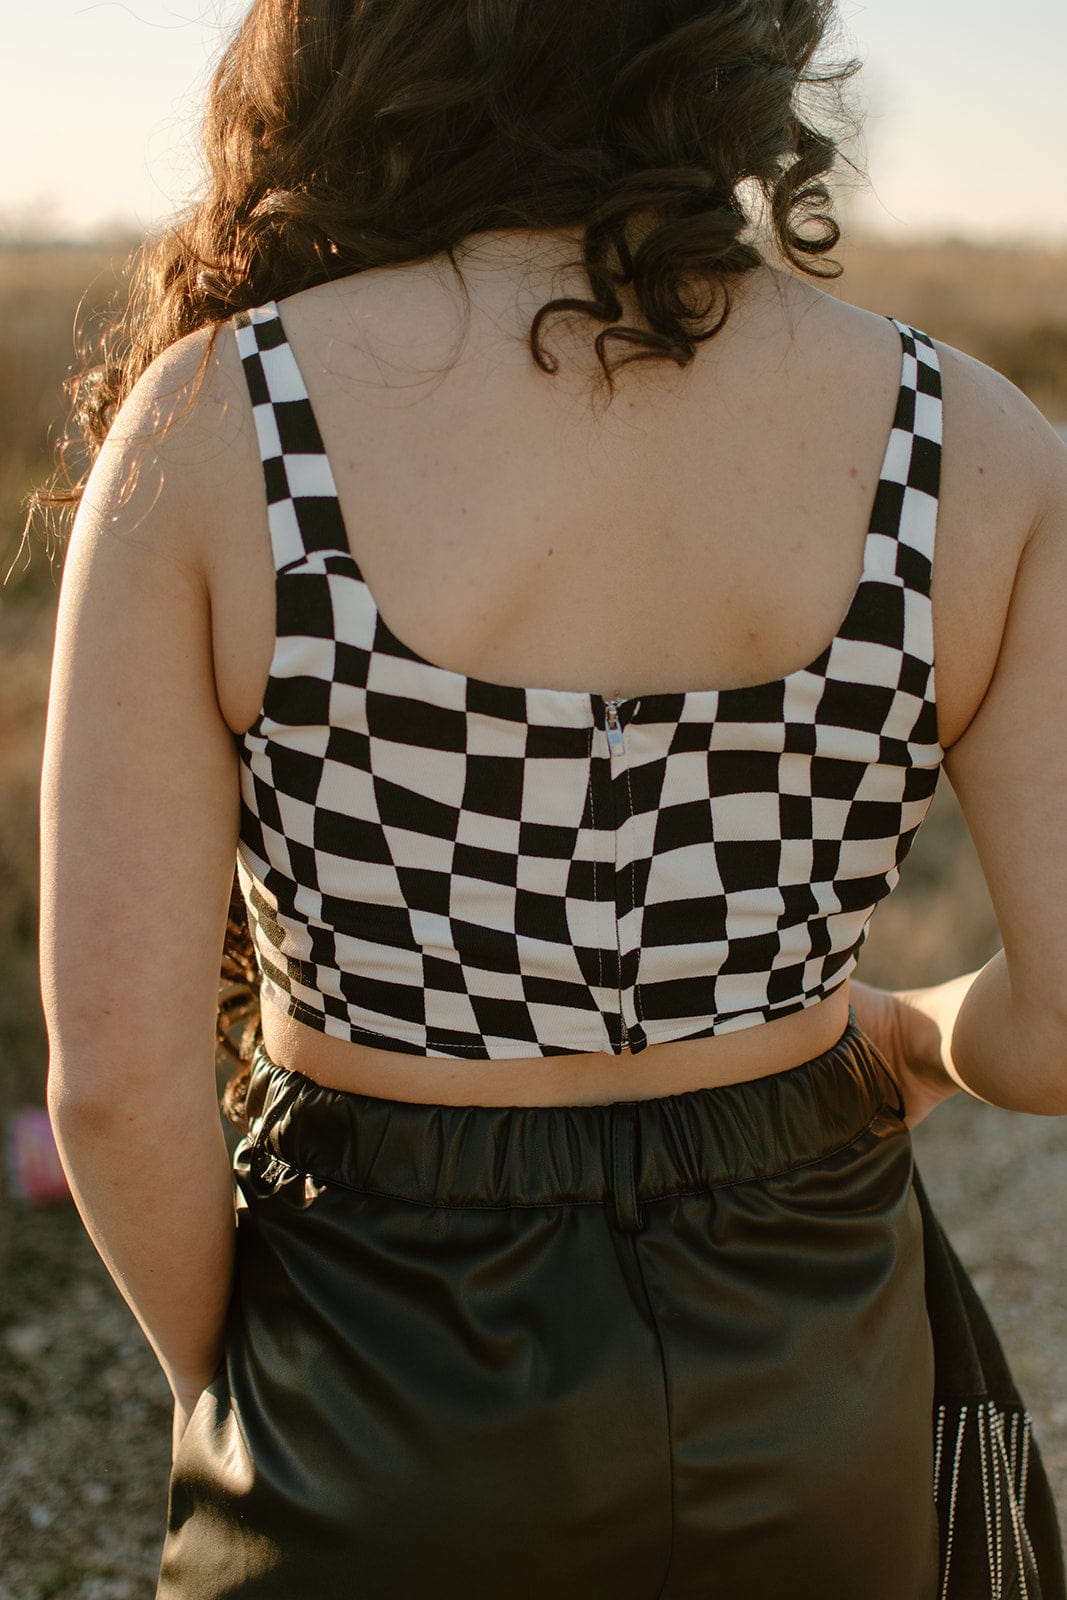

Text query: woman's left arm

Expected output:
[39,327,242,1406]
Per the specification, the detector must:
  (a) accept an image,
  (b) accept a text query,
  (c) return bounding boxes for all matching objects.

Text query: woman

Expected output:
[36,1,1066,1596]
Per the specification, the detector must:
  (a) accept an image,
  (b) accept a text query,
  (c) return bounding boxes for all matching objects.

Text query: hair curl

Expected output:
[28,0,860,1121]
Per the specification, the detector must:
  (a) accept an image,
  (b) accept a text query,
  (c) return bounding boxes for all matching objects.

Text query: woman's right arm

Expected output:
[903,373,1067,1116]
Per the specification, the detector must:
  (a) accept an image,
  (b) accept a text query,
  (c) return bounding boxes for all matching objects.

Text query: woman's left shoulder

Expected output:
[85,315,257,582]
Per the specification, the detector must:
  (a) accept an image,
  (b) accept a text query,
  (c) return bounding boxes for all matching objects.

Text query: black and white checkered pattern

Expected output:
[232,303,944,1058]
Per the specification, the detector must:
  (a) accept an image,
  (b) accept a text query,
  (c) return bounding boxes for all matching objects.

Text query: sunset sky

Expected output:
[5,0,1065,245]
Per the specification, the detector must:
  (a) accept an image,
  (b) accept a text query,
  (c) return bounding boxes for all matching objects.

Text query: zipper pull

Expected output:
[605,698,625,756]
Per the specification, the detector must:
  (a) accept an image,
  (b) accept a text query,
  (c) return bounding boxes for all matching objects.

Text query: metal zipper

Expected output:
[603,697,629,1048]
[605,697,625,756]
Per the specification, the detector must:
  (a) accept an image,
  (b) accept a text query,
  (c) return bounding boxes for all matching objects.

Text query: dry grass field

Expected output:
[0,235,1065,1596]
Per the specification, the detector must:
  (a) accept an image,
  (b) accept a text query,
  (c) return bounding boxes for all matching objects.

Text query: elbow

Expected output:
[998,1009,1067,1116]
[45,1061,129,1135]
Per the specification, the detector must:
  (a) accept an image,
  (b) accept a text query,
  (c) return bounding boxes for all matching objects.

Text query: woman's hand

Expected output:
[847,977,962,1131]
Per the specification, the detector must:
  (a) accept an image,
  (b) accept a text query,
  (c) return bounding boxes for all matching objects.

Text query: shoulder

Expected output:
[932,336,1060,464]
[795,280,1059,489]
[109,317,250,465]
[811,287,1066,558]
[930,337,1067,540]
[78,314,260,582]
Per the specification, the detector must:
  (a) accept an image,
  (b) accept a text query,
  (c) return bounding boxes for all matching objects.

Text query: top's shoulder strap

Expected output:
[866,319,943,595]
[232,301,348,573]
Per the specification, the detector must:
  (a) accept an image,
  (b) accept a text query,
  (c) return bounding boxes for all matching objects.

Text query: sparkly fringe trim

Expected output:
[934,1400,1039,1600]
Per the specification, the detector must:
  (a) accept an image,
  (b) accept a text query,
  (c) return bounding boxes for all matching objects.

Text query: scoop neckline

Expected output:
[253,301,917,716]
[328,543,850,712]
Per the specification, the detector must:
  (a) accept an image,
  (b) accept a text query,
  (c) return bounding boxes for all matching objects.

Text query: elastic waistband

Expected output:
[237,1009,903,1230]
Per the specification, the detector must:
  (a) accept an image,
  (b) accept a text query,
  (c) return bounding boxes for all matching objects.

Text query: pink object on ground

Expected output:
[6,1107,72,1204]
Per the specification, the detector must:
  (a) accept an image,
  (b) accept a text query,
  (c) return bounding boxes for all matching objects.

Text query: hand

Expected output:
[847,978,962,1131]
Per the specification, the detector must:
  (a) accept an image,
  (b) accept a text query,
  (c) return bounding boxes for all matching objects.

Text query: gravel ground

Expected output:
[0,1089,1063,1599]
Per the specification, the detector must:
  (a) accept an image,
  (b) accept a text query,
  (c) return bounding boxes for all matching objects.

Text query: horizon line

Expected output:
[3,225,1067,256]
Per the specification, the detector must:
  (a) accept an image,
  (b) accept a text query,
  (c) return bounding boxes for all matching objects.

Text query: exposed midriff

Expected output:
[258,983,853,1107]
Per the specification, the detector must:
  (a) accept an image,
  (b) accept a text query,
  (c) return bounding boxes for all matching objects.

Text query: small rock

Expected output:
[80,1579,135,1600]
[4,1323,50,1359]
[84,1481,111,1504]
[28,1504,55,1529]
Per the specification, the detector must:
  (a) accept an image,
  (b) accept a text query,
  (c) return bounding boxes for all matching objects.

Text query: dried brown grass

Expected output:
[0,243,133,601]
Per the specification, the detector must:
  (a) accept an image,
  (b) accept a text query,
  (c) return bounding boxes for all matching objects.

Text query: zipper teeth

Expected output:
[603,699,629,1050]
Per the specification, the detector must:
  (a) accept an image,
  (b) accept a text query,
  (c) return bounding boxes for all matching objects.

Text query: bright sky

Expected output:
[4,0,1065,245]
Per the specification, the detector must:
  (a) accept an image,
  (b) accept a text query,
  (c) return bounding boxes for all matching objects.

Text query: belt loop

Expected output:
[609,1101,644,1233]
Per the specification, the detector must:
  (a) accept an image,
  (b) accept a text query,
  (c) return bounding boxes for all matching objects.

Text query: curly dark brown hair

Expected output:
[27,0,860,1121]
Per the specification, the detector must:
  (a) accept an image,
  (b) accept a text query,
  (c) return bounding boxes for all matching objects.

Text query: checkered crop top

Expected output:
[232,303,944,1058]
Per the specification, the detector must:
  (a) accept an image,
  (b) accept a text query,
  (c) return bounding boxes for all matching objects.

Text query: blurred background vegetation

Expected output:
[0,236,1065,1595]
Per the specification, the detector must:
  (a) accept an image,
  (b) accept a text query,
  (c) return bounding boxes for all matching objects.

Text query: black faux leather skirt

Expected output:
[155,1011,1062,1599]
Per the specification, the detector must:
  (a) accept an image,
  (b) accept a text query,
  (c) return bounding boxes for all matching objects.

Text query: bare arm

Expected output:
[39,326,240,1402]
[894,359,1067,1115]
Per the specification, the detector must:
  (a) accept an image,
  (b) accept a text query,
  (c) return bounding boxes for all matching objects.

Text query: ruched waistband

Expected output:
[236,1007,905,1216]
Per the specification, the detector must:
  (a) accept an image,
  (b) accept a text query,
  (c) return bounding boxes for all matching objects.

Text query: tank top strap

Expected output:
[865,319,943,595]
[232,300,348,575]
